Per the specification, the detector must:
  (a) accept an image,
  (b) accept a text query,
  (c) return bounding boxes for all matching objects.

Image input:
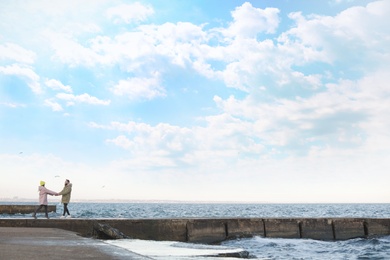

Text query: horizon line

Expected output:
[1,198,389,204]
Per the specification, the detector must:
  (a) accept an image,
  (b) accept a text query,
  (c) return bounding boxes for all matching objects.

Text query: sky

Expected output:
[1,0,389,203]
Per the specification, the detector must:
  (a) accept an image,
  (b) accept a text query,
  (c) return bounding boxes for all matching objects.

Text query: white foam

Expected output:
[105,239,245,259]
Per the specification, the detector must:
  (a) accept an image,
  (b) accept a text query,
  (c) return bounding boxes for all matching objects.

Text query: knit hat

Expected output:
[40,181,45,186]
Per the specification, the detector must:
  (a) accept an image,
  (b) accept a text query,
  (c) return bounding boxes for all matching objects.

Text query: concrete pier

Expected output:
[0,227,149,260]
[0,217,389,243]
[0,205,56,214]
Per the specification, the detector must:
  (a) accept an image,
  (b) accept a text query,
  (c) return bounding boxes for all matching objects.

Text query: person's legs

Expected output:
[44,205,49,219]
[63,203,70,216]
[33,205,43,218]
[64,203,70,216]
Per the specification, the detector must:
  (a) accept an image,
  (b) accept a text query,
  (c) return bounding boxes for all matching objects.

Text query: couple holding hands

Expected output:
[32,179,72,219]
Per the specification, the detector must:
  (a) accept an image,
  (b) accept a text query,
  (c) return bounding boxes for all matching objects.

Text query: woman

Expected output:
[32,181,58,219]
[57,179,72,218]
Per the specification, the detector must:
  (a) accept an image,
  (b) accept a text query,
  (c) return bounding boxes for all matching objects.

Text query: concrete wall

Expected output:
[0,218,389,243]
[0,205,56,214]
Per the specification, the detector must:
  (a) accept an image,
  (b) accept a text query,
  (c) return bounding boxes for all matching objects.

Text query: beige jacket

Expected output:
[58,183,72,204]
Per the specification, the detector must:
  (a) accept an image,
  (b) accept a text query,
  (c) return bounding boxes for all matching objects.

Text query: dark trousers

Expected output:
[34,205,48,217]
[63,203,70,216]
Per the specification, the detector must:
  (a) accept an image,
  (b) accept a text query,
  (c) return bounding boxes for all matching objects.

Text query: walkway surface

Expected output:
[0,227,151,260]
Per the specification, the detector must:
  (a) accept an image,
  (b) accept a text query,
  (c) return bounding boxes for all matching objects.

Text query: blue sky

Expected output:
[1,0,389,203]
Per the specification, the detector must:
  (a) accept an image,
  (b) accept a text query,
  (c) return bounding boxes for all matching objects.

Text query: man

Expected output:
[57,179,73,218]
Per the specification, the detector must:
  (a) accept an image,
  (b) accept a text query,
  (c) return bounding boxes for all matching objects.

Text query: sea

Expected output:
[1,202,390,259]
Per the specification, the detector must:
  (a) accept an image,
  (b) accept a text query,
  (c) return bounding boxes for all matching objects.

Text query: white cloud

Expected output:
[94,117,262,171]
[280,0,390,66]
[110,73,166,100]
[56,93,111,105]
[107,135,133,149]
[101,122,194,170]
[85,21,207,71]
[4,1,388,98]
[0,64,42,94]
[88,32,155,70]
[141,22,207,67]
[0,43,36,63]
[0,0,107,58]
[105,121,193,152]
[47,32,104,67]
[44,99,63,112]
[45,79,73,93]
[0,102,26,108]
[214,68,390,155]
[329,0,355,5]
[106,2,154,24]
[227,2,280,38]
[207,0,390,91]
[37,2,279,92]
